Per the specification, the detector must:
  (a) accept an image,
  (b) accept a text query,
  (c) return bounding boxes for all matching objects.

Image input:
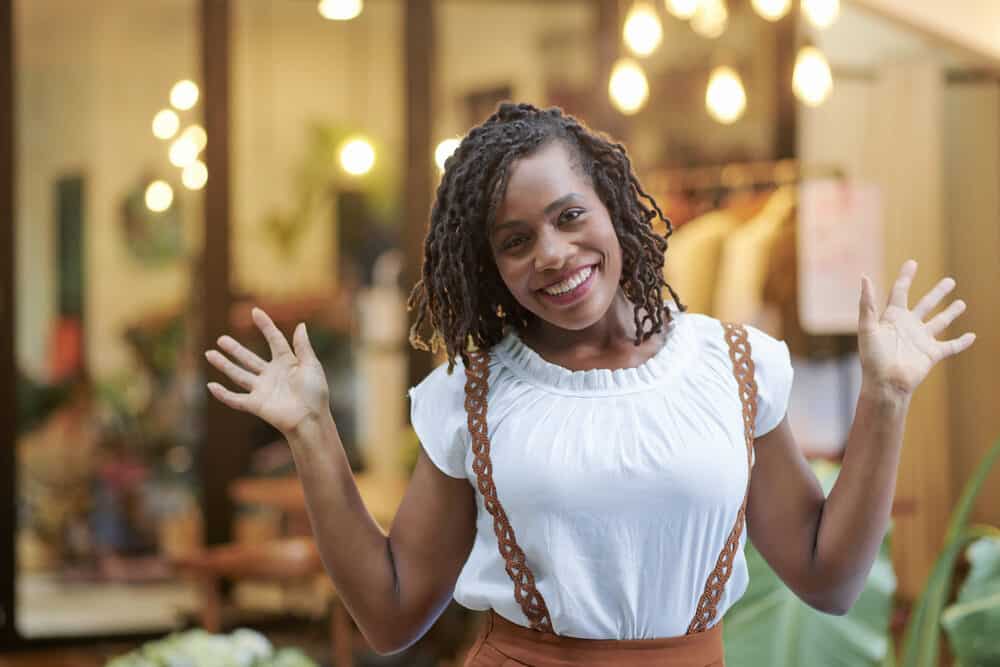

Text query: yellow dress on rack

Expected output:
[712,186,797,326]
[663,211,739,315]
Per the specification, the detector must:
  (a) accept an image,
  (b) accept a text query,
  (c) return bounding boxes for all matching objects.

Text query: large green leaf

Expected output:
[900,436,1000,667]
[941,535,1000,666]
[723,461,897,667]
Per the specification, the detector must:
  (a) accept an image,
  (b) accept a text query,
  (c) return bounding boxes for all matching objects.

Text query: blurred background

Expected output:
[1,0,998,665]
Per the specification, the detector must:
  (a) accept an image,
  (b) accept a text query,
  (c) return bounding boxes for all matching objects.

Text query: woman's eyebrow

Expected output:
[492,192,583,237]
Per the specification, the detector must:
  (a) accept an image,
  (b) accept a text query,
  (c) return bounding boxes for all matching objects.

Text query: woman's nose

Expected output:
[533,229,572,272]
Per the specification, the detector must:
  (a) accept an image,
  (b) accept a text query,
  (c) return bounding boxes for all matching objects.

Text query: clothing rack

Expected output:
[647,159,845,195]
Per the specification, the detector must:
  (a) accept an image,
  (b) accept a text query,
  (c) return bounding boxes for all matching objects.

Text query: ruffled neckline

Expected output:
[491,305,692,396]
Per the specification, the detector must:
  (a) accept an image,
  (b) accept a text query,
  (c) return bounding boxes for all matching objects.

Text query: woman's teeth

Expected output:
[542,265,593,296]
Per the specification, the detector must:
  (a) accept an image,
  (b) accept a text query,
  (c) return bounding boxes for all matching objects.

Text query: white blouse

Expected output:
[407,307,794,640]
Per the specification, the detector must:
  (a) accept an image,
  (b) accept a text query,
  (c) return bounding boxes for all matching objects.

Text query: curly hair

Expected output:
[407,102,685,373]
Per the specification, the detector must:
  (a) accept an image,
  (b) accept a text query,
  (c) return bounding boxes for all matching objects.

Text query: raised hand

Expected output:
[205,307,331,435]
[858,259,976,398]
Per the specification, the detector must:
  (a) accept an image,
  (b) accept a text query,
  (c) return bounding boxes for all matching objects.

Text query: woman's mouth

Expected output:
[537,264,598,306]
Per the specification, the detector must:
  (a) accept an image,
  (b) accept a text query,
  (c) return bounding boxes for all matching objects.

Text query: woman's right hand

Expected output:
[205,307,331,435]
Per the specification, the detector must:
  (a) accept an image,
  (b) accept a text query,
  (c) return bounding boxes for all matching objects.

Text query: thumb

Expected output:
[858,275,878,334]
[293,322,319,365]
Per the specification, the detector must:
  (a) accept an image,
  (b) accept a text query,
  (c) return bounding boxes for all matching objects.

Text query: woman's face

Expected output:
[490,141,623,333]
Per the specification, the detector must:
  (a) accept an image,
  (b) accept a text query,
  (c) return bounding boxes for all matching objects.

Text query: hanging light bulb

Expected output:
[793,46,834,107]
[608,58,650,115]
[318,0,363,21]
[751,0,791,21]
[152,109,179,140]
[170,80,199,111]
[705,66,747,124]
[182,160,208,190]
[434,138,461,172]
[339,137,376,176]
[623,2,663,57]
[180,124,207,152]
[665,0,700,20]
[145,180,173,213]
[690,0,728,39]
[802,0,840,29]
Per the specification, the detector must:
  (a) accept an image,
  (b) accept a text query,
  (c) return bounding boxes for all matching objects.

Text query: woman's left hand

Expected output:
[858,259,976,399]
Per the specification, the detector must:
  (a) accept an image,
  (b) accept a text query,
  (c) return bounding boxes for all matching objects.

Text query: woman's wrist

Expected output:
[285,409,339,449]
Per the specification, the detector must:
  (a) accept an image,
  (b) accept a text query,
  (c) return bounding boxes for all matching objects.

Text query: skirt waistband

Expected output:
[463,611,725,667]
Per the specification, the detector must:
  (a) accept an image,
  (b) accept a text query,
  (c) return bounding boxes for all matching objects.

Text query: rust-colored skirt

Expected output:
[462,611,725,667]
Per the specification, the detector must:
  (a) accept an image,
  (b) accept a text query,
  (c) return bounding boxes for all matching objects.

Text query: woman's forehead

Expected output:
[500,143,591,218]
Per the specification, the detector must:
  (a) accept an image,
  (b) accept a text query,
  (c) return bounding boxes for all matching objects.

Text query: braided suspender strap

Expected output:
[461,321,758,637]
[464,350,554,633]
[687,322,758,633]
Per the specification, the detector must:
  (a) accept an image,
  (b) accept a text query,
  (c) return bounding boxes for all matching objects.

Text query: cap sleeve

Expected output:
[745,324,794,438]
[407,362,469,479]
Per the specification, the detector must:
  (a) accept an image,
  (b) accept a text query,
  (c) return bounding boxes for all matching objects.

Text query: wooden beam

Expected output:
[0,0,15,643]
[200,0,241,546]
[404,0,435,392]
[773,4,798,159]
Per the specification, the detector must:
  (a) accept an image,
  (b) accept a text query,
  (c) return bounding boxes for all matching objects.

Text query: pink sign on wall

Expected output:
[797,180,884,334]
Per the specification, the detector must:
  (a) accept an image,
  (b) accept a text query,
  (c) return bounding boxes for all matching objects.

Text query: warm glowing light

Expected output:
[690,0,728,39]
[170,80,199,111]
[793,46,834,107]
[182,160,208,190]
[318,0,363,20]
[181,124,207,152]
[339,137,376,176]
[152,109,179,140]
[145,180,173,212]
[803,0,840,29]
[434,138,461,172]
[608,58,649,115]
[169,136,199,168]
[665,0,700,20]
[623,2,663,57]
[751,0,791,21]
[705,66,747,124]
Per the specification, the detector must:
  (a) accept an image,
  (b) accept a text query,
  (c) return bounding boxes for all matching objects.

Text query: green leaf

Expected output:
[724,462,896,667]
[899,436,1000,667]
[941,535,1000,665]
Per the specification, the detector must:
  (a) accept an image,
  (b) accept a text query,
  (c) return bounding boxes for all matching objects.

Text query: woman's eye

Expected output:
[503,236,526,250]
[559,209,584,224]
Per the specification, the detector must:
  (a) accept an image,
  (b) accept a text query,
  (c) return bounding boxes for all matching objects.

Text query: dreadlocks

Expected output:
[407,102,686,373]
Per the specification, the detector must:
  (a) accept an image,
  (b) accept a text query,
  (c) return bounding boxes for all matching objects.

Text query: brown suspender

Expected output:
[462,322,759,636]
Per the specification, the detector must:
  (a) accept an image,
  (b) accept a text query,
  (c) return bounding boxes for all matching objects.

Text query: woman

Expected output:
[205,103,975,666]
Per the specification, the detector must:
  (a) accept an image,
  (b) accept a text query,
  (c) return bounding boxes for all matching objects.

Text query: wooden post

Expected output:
[200,0,241,546]
[404,0,436,392]
[0,0,16,643]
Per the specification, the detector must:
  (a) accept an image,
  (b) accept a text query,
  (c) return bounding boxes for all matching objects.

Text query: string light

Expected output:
[339,137,376,176]
[181,124,207,152]
[608,58,650,115]
[152,110,179,140]
[170,80,199,111]
[182,161,208,190]
[803,0,840,29]
[145,181,174,212]
[434,138,461,172]
[751,0,791,21]
[318,0,363,21]
[623,2,663,57]
[706,66,747,124]
[664,0,700,20]
[690,0,728,39]
[793,46,834,107]
[169,135,200,168]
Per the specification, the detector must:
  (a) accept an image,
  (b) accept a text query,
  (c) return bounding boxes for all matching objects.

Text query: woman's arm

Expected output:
[747,260,975,613]
[206,308,476,654]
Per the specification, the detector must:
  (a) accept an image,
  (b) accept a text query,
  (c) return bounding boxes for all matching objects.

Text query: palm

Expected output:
[857,260,975,396]
[206,308,331,435]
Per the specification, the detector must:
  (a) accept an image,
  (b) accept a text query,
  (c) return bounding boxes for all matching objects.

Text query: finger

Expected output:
[888,259,918,310]
[913,276,956,320]
[292,322,320,366]
[217,335,267,373]
[207,382,253,412]
[252,307,292,359]
[939,332,976,358]
[858,275,879,334]
[926,299,966,336]
[205,349,256,390]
